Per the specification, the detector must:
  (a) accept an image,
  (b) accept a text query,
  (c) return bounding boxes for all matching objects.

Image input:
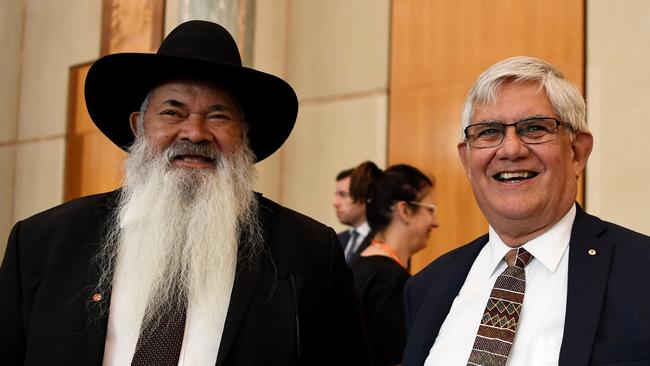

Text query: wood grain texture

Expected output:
[100,0,164,55]
[389,0,585,273]
[67,1,164,201]
[65,63,125,201]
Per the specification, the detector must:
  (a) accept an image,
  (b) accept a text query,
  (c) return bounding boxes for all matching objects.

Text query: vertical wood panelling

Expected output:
[65,0,165,201]
[101,0,165,55]
[390,0,584,273]
[65,64,125,200]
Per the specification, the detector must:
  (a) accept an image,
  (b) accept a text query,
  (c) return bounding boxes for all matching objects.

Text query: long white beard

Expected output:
[96,135,262,342]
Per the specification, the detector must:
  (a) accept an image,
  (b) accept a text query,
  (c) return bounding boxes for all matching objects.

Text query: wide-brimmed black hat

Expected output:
[84,20,298,162]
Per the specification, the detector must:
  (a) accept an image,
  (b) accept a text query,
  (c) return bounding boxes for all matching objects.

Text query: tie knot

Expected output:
[505,247,533,268]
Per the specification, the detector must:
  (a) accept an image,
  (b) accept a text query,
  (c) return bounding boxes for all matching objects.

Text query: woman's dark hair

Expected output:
[348,161,382,203]
[365,164,433,232]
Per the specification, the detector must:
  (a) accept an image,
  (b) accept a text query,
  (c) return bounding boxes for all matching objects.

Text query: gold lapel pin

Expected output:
[587,249,597,256]
[91,293,103,302]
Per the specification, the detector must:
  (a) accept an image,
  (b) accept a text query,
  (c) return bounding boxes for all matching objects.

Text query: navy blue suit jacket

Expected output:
[403,206,650,366]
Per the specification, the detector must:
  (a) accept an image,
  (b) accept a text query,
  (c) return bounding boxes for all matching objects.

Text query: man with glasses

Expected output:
[402,56,650,366]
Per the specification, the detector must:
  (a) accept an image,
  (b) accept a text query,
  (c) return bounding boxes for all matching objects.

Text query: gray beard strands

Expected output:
[94,135,263,337]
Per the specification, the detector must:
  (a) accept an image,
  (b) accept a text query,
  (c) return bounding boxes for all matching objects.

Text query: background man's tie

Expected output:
[344,229,360,261]
[467,247,533,366]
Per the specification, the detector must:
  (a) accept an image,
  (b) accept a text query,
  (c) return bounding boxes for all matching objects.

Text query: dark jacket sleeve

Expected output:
[0,223,27,365]
[321,229,371,365]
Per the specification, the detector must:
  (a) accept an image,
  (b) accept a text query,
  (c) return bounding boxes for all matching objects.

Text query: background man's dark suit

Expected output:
[0,190,369,366]
[403,205,650,366]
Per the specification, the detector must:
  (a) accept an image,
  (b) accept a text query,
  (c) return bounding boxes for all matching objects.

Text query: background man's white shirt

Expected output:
[344,221,371,257]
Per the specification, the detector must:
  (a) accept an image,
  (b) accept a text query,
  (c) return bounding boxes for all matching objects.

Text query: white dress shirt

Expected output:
[102,208,233,365]
[424,205,576,366]
[102,273,233,366]
[344,221,371,257]
[355,222,371,245]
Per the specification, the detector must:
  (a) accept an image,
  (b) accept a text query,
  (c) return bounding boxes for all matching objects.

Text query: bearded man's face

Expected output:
[95,79,262,344]
[129,78,246,169]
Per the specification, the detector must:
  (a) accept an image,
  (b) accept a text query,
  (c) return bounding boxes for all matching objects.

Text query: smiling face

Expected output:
[458,81,592,245]
[405,188,439,254]
[129,79,245,169]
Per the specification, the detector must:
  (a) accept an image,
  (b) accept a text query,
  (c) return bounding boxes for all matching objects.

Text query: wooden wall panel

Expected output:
[65,0,164,201]
[390,0,585,273]
[101,0,165,55]
[65,64,125,201]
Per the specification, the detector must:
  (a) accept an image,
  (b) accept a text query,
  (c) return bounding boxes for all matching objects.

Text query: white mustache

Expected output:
[164,141,220,164]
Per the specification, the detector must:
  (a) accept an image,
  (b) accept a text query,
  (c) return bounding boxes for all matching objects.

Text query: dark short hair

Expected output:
[365,164,433,232]
[336,168,354,181]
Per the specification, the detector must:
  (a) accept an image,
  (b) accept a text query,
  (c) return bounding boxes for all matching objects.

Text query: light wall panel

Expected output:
[586,0,650,235]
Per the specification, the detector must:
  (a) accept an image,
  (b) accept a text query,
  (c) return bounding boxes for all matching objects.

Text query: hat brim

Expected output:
[84,53,298,162]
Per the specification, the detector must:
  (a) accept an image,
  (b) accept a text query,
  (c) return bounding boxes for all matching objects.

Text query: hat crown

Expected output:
[157,20,242,67]
[85,20,297,163]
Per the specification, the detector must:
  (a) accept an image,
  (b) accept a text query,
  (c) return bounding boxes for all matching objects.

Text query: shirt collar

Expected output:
[486,204,576,276]
[354,221,371,237]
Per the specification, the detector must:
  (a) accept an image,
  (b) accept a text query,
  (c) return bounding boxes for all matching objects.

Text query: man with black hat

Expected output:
[0,20,369,366]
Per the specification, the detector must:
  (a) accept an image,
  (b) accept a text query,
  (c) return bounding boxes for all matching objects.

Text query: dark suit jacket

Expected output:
[337,229,372,265]
[403,206,650,366]
[0,190,370,366]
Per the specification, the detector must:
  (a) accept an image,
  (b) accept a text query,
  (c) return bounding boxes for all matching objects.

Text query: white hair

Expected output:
[460,56,587,140]
[93,129,263,344]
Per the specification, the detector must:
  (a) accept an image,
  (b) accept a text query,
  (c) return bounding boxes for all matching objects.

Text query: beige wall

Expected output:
[0,0,102,256]
[168,0,391,231]
[586,0,650,235]
[282,0,390,232]
[0,1,23,256]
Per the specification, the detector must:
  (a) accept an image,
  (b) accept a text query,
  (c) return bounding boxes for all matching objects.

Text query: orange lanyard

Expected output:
[371,240,405,267]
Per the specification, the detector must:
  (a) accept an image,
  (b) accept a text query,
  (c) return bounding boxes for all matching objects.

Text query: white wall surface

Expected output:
[586,0,650,235]
[0,0,24,257]
[281,0,390,232]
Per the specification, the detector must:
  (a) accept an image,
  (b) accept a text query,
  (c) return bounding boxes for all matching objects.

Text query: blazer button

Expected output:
[587,249,597,256]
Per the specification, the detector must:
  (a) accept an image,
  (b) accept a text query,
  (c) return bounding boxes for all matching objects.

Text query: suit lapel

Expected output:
[559,207,613,366]
[215,195,268,366]
[85,260,110,364]
[80,191,117,364]
[215,262,259,366]
[405,236,486,365]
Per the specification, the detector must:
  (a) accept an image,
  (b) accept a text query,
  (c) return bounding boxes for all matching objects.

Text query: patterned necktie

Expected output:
[467,247,533,366]
[131,304,187,366]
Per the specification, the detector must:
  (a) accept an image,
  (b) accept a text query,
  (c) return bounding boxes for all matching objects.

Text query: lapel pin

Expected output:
[587,249,597,256]
[91,293,103,302]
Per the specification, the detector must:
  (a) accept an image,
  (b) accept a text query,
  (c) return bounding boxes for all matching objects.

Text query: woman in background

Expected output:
[350,164,438,366]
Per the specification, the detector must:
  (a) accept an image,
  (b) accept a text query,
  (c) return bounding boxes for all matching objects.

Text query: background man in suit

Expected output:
[0,20,369,366]
[334,161,380,264]
[402,56,650,366]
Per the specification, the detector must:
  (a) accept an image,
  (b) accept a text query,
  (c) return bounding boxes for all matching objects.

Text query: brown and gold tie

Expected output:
[467,247,533,366]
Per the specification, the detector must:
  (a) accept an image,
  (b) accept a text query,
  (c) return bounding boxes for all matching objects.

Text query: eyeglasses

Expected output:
[463,117,575,149]
[408,201,436,214]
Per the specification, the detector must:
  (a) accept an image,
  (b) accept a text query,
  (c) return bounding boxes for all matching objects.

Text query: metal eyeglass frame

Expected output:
[463,117,575,149]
